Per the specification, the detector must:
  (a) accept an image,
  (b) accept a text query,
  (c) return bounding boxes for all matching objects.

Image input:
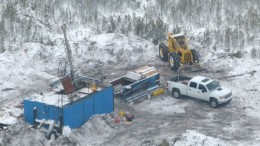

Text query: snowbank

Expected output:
[0,101,23,125]
[174,130,228,146]
[0,33,157,103]
[53,115,117,146]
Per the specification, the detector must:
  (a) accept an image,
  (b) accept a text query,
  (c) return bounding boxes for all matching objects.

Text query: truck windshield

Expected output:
[206,81,220,91]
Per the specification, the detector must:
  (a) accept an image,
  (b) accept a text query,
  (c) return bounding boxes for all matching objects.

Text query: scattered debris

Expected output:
[124,119,135,125]
[230,51,243,58]
[159,139,170,146]
[1,88,15,92]
[246,89,258,92]
[0,123,10,131]
[243,106,254,110]
[118,111,126,117]
[101,115,118,129]
[112,111,135,126]
[114,117,121,124]
[218,70,257,79]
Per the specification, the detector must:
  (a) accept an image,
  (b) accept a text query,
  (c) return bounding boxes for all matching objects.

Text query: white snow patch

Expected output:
[190,28,207,37]
[69,115,116,145]
[133,96,188,115]
[0,101,23,125]
[174,130,228,146]
[0,114,17,125]
[62,126,72,137]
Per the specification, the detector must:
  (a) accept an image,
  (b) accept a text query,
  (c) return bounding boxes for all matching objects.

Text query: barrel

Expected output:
[151,88,165,96]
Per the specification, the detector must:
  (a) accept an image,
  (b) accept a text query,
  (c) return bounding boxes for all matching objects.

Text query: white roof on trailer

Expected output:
[25,87,100,107]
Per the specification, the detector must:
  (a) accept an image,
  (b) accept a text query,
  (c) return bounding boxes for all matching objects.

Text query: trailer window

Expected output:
[189,82,197,89]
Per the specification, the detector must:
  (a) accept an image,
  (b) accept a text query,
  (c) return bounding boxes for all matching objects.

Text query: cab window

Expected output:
[198,84,207,92]
[189,82,197,89]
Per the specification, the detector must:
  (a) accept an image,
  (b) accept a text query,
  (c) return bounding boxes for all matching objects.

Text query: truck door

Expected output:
[197,84,209,101]
[188,82,209,100]
[187,82,199,98]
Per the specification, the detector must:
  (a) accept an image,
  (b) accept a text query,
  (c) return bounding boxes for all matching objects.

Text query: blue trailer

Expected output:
[24,74,114,137]
[110,66,160,102]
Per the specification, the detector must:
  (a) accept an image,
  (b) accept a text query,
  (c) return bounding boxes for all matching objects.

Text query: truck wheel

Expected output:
[210,99,218,108]
[172,89,181,98]
[191,49,199,64]
[169,53,180,71]
[159,43,168,62]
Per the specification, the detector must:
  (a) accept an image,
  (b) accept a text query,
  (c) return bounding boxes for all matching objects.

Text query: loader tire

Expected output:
[159,43,168,62]
[169,53,180,71]
[191,49,199,64]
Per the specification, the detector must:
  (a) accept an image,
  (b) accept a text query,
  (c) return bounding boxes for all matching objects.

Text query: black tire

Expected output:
[210,98,218,108]
[45,130,57,140]
[172,89,181,98]
[191,49,199,64]
[159,43,169,62]
[168,53,180,71]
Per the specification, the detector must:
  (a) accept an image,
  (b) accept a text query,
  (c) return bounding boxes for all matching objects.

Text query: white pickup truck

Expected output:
[167,75,233,108]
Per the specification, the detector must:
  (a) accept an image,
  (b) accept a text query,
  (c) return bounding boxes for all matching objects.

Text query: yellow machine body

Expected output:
[167,33,194,64]
[151,88,165,97]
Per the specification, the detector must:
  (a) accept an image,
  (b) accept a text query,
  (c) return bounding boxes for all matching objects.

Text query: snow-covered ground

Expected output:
[1,0,260,145]
[1,2,260,143]
[1,29,260,145]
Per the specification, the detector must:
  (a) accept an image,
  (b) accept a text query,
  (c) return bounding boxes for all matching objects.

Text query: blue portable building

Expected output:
[24,75,114,129]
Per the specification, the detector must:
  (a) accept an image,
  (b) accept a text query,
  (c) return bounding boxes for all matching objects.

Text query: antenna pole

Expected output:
[61,24,74,79]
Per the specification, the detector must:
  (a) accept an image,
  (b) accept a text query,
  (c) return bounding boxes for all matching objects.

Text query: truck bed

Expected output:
[167,75,191,94]
[169,76,191,85]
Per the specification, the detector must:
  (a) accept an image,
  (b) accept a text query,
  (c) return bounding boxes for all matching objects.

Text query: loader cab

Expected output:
[173,35,187,49]
[171,34,187,49]
[168,33,193,64]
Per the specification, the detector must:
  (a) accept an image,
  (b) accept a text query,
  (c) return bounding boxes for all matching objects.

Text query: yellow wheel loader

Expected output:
[159,32,199,71]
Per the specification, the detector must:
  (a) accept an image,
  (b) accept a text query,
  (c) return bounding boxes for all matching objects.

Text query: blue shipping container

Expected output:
[24,86,114,128]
